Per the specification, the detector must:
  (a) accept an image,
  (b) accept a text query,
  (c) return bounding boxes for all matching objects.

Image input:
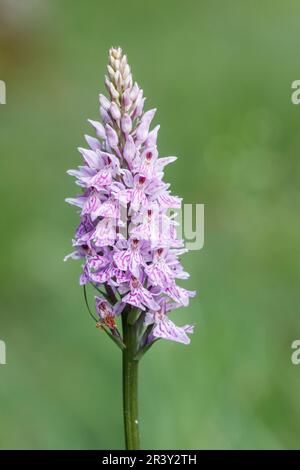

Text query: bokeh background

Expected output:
[0,0,299,449]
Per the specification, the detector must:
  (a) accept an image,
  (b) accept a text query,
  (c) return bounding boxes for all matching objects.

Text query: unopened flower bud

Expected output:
[123,135,136,162]
[88,119,106,140]
[121,113,132,134]
[100,106,112,124]
[107,65,115,79]
[133,95,145,119]
[110,102,121,120]
[120,54,127,71]
[145,125,160,147]
[136,109,156,142]
[99,94,110,110]
[114,70,122,89]
[105,124,119,148]
[123,64,131,79]
[123,89,132,110]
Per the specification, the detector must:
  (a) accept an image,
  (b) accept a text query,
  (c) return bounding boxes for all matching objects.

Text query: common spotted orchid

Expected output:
[66,47,196,450]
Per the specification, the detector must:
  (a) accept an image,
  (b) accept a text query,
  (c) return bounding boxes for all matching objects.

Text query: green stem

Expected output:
[122,309,140,450]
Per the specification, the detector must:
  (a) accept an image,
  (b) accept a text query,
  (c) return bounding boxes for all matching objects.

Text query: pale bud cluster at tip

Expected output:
[105,47,133,99]
[102,47,146,127]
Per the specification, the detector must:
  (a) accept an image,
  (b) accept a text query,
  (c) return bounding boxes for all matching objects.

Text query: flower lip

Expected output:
[131,238,139,248]
[98,301,108,313]
[131,276,139,289]
[138,175,146,185]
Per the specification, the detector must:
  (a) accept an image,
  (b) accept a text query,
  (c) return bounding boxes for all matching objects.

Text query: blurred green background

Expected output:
[0,0,299,450]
